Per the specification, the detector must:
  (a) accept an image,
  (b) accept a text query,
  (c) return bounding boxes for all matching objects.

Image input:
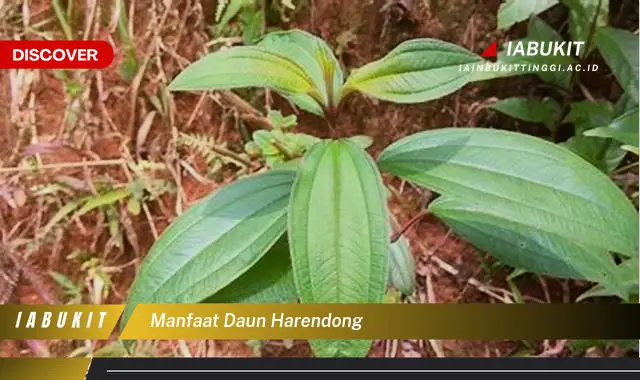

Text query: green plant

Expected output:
[488,2,638,174]
[51,250,115,305]
[33,160,173,255]
[123,29,638,357]
[213,0,300,44]
[486,1,639,304]
[116,0,138,82]
[214,0,265,44]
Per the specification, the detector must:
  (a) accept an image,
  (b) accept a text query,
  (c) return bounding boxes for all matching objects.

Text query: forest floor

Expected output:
[0,0,637,358]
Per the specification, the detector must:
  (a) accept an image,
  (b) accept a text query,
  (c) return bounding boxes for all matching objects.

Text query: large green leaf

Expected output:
[489,96,562,130]
[169,30,343,116]
[123,169,295,325]
[204,237,297,303]
[497,0,558,29]
[595,27,639,103]
[378,128,638,261]
[342,39,483,103]
[169,46,314,94]
[430,197,631,297]
[259,30,344,111]
[288,140,390,357]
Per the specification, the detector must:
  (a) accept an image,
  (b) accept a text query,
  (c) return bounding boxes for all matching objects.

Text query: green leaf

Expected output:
[118,47,138,82]
[204,237,297,303]
[614,93,638,116]
[595,27,639,103]
[241,8,265,44]
[253,129,320,167]
[123,169,295,326]
[576,258,639,302]
[563,0,609,55]
[259,29,344,112]
[497,0,558,29]
[378,128,638,260]
[470,49,574,87]
[430,197,627,294]
[563,135,625,173]
[343,39,483,103]
[216,0,251,28]
[388,237,415,296]
[583,128,634,148]
[75,188,132,217]
[267,109,298,129]
[584,109,639,147]
[288,140,390,357]
[347,135,374,150]
[126,198,141,215]
[50,271,80,293]
[40,199,81,237]
[489,96,562,130]
[168,45,319,109]
[564,100,614,131]
[562,100,623,173]
[528,15,563,42]
[518,17,575,88]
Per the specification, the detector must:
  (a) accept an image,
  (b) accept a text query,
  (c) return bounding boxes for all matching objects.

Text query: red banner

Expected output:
[0,40,114,69]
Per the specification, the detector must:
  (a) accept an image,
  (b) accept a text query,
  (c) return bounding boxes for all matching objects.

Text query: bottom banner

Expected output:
[83,358,640,380]
[0,359,91,380]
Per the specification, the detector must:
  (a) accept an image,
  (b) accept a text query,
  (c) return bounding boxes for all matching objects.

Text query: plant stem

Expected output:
[390,209,430,243]
[241,114,273,130]
[0,159,126,174]
[584,0,603,59]
[568,0,603,91]
[612,161,639,175]
[270,139,295,161]
[52,0,73,40]
[560,0,603,133]
[209,145,254,168]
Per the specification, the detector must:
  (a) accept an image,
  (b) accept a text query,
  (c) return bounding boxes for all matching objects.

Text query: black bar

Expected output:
[86,358,640,380]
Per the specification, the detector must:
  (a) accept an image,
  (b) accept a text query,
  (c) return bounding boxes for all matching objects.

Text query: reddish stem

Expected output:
[390,209,430,243]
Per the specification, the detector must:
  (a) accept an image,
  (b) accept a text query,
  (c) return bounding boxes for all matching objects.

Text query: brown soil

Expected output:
[0,0,636,359]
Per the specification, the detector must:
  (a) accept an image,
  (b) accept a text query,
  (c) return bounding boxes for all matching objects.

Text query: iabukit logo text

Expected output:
[504,41,584,57]
[478,40,586,58]
[458,40,599,73]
